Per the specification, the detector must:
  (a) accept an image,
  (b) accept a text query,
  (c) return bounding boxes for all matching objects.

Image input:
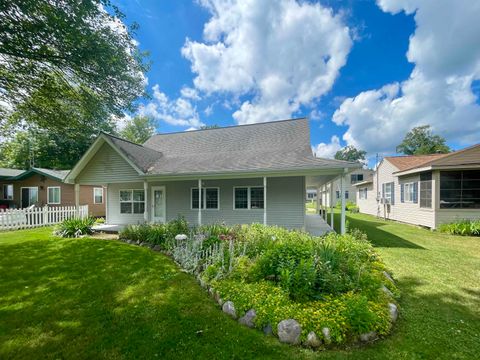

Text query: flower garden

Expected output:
[117,219,399,348]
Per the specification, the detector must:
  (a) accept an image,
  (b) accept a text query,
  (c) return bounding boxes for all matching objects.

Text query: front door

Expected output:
[151,186,166,223]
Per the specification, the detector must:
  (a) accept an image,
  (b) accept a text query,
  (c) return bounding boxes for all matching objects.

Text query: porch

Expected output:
[305,214,333,236]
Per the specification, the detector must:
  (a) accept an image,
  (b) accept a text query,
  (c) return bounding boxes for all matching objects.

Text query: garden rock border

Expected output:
[117,236,400,350]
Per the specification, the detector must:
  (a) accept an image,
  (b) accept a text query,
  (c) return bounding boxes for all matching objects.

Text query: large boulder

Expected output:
[222,301,237,319]
[389,303,398,322]
[277,319,301,345]
[238,309,256,328]
[305,331,322,348]
[382,285,394,298]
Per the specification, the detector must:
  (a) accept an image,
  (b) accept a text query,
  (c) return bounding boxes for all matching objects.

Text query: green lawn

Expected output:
[0,215,479,359]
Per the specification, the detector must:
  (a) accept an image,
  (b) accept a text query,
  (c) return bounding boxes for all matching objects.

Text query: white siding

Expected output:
[107,176,306,229]
[326,168,374,206]
[355,183,377,215]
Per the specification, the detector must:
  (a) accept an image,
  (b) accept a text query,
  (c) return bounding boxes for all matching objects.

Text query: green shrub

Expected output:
[439,219,480,236]
[56,217,95,238]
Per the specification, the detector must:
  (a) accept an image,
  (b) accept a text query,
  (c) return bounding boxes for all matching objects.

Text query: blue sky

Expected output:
[113,0,480,164]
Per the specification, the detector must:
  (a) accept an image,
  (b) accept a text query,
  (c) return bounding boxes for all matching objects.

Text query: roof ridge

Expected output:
[147,117,308,138]
[100,131,146,147]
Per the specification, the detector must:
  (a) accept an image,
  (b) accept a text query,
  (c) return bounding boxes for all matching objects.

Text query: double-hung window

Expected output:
[351,174,364,184]
[94,188,104,204]
[47,186,61,204]
[120,190,145,214]
[382,182,395,204]
[191,188,219,209]
[234,186,264,209]
[3,184,13,200]
[420,172,432,208]
[401,182,418,203]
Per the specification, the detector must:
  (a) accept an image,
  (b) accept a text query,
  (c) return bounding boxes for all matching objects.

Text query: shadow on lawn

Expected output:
[333,213,425,250]
[0,238,295,360]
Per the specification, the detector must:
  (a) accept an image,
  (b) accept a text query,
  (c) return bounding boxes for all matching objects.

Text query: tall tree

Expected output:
[334,145,367,162]
[396,125,450,155]
[119,116,156,144]
[0,121,115,170]
[0,0,149,132]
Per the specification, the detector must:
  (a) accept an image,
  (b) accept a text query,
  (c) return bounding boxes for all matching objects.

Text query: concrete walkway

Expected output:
[93,224,126,233]
[305,214,334,236]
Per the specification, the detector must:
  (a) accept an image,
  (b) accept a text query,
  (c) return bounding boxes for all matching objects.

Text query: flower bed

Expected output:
[439,219,480,236]
[119,221,399,348]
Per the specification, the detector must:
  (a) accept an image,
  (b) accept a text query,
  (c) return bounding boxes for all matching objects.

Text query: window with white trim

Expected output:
[120,190,145,214]
[3,184,13,200]
[47,187,61,204]
[94,188,104,204]
[191,188,219,209]
[234,186,264,209]
[404,183,414,202]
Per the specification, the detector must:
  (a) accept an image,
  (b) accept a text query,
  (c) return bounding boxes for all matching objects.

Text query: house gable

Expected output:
[428,143,480,167]
[76,142,142,184]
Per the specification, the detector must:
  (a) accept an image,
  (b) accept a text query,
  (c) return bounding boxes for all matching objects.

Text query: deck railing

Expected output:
[0,205,89,231]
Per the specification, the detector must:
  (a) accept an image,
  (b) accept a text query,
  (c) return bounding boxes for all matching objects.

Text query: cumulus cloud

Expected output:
[332,0,480,154]
[182,0,352,124]
[313,135,341,159]
[138,84,204,129]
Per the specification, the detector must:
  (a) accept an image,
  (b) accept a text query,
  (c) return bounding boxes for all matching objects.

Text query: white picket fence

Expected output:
[0,205,89,231]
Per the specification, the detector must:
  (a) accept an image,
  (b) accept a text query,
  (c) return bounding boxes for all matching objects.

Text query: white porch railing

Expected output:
[0,205,89,231]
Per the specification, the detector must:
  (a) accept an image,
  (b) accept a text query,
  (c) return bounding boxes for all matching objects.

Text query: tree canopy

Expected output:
[396,125,450,155]
[334,145,367,162]
[0,0,149,132]
[119,116,156,144]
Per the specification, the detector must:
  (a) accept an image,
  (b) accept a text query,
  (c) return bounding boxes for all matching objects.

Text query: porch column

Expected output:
[340,171,346,234]
[74,183,80,217]
[263,176,267,225]
[198,179,202,226]
[330,183,334,228]
[143,180,148,223]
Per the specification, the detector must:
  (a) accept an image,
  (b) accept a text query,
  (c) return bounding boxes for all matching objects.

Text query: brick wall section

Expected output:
[0,174,105,217]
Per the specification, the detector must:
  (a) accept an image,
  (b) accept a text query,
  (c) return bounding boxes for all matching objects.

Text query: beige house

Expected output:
[354,144,480,229]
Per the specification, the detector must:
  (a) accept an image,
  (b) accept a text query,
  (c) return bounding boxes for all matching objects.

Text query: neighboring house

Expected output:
[354,144,480,229]
[66,118,360,233]
[0,167,106,217]
[306,189,317,201]
[317,168,373,207]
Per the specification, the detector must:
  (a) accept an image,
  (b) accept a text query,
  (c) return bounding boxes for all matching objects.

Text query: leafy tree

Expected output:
[0,0,149,132]
[119,116,156,144]
[200,124,220,130]
[0,120,115,170]
[396,125,450,155]
[334,145,367,162]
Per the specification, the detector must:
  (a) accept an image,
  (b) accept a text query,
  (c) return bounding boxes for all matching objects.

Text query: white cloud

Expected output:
[138,84,205,129]
[180,86,201,100]
[332,0,480,154]
[182,0,352,124]
[313,135,342,159]
[113,113,133,132]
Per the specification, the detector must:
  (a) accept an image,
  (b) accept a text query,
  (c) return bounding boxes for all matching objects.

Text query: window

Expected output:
[234,186,264,209]
[401,182,418,203]
[351,174,364,184]
[47,187,61,204]
[440,170,480,209]
[345,190,349,199]
[120,190,145,214]
[336,191,340,199]
[359,187,367,200]
[94,188,104,204]
[3,184,13,200]
[382,182,395,204]
[420,172,432,208]
[191,188,219,209]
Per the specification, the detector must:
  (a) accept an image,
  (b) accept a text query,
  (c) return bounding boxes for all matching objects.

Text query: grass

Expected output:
[0,214,479,359]
[306,201,317,214]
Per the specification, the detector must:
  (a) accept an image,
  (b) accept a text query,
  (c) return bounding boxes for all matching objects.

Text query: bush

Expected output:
[439,219,480,236]
[56,217,95,238]
[118,216,190,249]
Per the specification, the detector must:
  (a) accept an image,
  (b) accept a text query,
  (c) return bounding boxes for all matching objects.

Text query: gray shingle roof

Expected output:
[33,168,71,181]
[104,118,359,176]
[103,133,162,172]
[0,168,24,178]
